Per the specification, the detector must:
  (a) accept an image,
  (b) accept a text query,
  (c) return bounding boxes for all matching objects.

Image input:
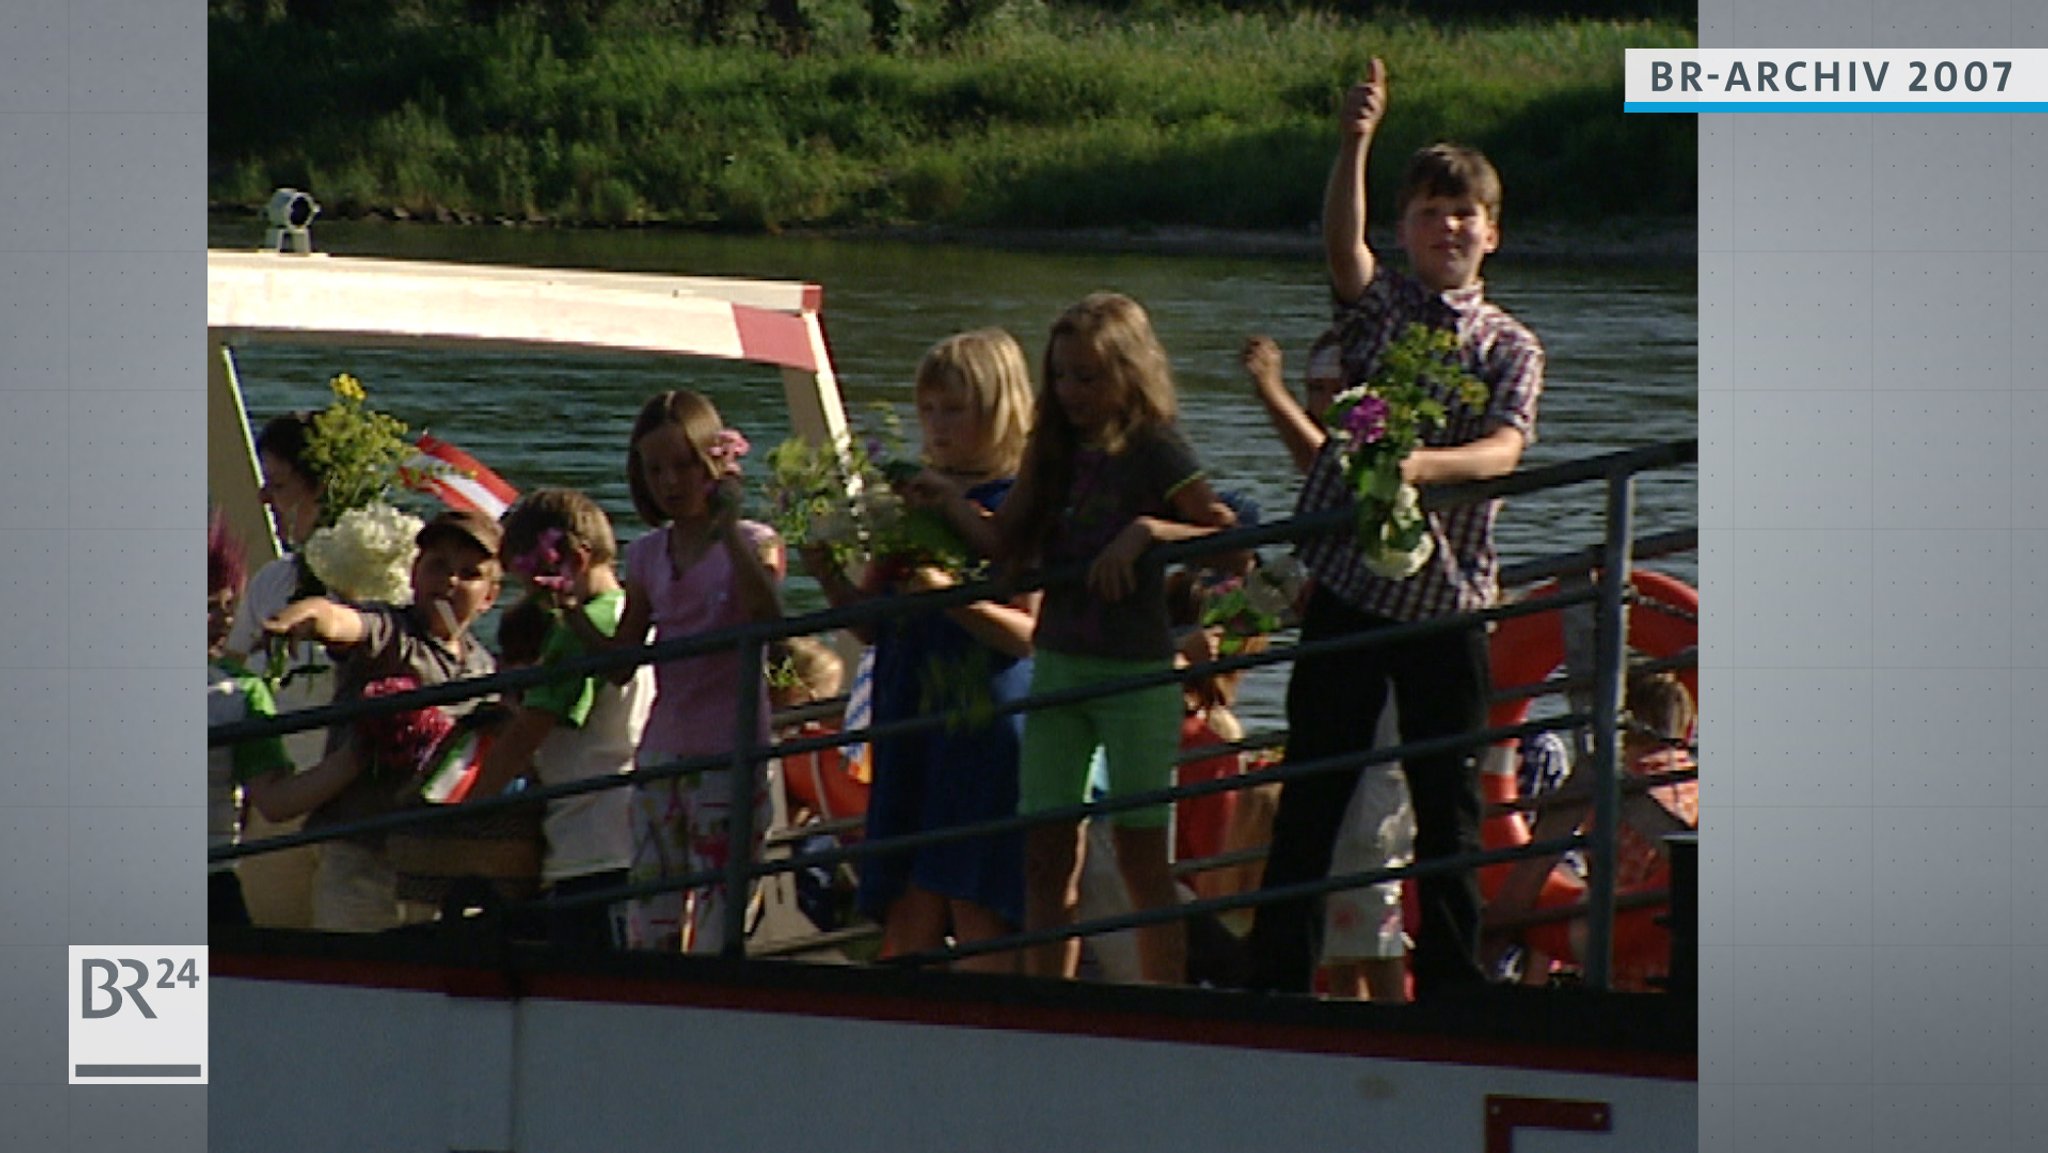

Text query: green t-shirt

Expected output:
[523,588,628,728]
[213,659,296,784]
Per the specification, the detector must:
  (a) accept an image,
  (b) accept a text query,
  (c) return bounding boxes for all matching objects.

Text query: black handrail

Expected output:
[210,438,1699,990]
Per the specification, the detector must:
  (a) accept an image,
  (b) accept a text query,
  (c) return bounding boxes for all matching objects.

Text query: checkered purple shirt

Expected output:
[1295,265,1544,622]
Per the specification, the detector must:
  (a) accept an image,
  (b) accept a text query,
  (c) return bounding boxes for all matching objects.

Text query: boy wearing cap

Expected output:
[261,509,503,932]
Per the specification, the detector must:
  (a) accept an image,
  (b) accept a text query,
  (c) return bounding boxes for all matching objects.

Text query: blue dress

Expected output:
[857,477,1029,929]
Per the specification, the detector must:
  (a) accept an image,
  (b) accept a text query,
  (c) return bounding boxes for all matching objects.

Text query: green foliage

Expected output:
[1324,324,1489,573]
[760,405,975,576]
[303,373,415,526]
[208,7,1696,229]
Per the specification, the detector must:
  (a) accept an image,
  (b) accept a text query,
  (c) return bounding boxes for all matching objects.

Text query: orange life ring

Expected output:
[1487,567,1698,735]
[1477,568,1699,980]
[778,722,871,823]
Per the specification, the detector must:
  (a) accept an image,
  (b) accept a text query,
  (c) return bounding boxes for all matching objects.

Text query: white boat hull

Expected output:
[213,940,1694,1153]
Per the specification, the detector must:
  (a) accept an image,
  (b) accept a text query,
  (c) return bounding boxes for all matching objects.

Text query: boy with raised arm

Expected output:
[259,509,503,932]
[1246,59,1544,998]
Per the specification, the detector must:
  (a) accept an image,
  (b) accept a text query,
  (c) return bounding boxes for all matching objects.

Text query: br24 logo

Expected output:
[80,956,200,1019]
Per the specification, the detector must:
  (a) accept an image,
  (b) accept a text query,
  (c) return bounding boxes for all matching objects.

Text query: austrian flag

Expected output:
[400,434,519,520]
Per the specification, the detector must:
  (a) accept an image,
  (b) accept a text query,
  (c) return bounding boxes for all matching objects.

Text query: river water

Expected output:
[208,219,1696,729]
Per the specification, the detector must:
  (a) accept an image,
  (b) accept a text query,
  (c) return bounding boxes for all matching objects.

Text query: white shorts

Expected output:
[311,840,401,933]
[1320,763,1415,963]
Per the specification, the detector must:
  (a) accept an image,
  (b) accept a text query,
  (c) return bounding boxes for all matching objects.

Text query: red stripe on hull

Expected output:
[215,951,1695,1082]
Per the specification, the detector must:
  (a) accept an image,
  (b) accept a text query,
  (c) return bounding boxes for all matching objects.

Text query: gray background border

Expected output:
[2,0,206,1148]
[1699,1,2044,1151]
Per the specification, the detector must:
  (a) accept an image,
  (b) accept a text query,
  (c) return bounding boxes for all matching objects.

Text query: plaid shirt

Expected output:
[1295,265,1544,622]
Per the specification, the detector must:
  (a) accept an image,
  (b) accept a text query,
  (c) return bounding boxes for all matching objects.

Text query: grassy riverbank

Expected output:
[210,7,1695,233]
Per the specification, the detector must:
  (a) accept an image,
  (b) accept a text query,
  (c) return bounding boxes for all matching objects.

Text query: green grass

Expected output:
[209,8,1696,231]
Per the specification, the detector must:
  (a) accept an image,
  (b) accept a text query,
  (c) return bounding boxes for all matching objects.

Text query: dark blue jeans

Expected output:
[1246,587,1490,995]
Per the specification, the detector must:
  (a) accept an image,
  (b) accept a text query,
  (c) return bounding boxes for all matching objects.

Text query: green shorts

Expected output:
[1018,650,1181,829]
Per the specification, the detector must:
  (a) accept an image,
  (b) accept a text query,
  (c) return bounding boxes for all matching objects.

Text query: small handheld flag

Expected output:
[400,434,519,521]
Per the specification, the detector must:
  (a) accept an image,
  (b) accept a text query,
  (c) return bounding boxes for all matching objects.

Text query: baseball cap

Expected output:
[415,508,503,558]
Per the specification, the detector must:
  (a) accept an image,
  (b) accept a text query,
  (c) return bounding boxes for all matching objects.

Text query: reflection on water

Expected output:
[210,219,1696,730]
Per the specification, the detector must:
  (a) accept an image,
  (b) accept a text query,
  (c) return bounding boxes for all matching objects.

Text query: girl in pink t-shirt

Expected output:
[568,389,784,953]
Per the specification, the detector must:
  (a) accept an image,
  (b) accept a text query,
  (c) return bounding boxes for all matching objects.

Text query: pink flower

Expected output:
[1343,393,1389,449]
[507,527,574,593]
[507,527,562,578]
[704,428,751,505]
[707,428,751,475]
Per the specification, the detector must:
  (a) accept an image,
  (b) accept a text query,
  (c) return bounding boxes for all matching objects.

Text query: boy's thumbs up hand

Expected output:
[1341,57,1388,137]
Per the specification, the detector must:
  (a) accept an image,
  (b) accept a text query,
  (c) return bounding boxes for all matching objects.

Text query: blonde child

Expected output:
[562,389,784,954]
[260,510,504,931]
[767,635,845,716]
[803,328,1038,974]
[917,295,1239,983]
[472,489,655,952]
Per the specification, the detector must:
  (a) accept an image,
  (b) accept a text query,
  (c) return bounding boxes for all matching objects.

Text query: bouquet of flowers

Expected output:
[761,404,973,579]
[304,374,414,528]
[357,675,456,783]
[294,373,427,602]
[1198,554,1308,655]
[1322,324,1490,580]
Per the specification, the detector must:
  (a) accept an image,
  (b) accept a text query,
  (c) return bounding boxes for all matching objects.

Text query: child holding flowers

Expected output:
[262,509,504,931]
[471,489,655,952]
[224,410,335,820]
[801,328,1038,973]
[561,389,784,954]
[913,294,1240,984]
[236,373,498,930]
[1247,60,1544,998]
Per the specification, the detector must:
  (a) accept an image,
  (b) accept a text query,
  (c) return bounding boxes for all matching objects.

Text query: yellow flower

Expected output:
[304,372,411,526]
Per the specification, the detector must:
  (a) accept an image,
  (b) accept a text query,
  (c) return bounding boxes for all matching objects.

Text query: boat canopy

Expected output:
[206,248,851,566]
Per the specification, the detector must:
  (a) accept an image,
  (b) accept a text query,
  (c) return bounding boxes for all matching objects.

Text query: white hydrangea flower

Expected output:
[303,501,423,604]
[1359,484,1433,580]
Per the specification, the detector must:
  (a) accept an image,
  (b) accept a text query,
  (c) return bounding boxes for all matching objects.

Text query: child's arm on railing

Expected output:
[1089,479,1247,602]
[1403,425,1527,485]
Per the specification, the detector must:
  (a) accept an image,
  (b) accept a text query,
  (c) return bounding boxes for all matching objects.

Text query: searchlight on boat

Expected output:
[262,187,320,254]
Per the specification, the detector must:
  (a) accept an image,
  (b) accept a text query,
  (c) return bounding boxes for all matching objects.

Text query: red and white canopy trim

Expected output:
[400,434,519,521]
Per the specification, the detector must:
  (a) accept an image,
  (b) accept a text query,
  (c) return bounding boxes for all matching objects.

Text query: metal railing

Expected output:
[211,437,1697,993]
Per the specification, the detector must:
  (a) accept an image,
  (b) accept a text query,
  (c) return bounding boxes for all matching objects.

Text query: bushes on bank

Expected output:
[209,4,1696,229]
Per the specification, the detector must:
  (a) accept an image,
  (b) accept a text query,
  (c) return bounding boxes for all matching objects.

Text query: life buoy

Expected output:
[1477,568,1699,982]
[1486,568,1698,735]
[778,721,870,822]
